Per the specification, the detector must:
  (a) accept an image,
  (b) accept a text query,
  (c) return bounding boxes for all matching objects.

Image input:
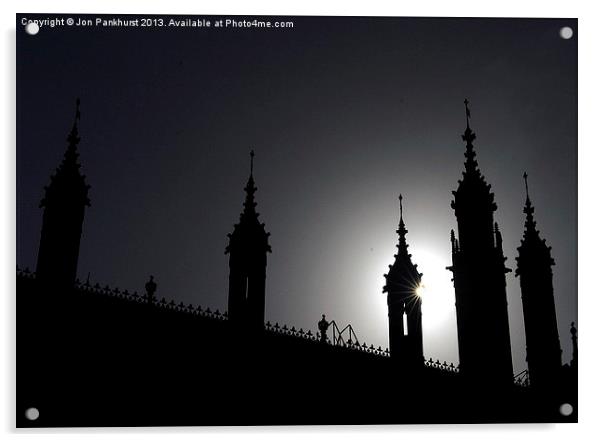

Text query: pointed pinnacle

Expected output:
[464,98,471,129]
[523,171,530,200]
[397,194,406,230]
[67,98,81,146]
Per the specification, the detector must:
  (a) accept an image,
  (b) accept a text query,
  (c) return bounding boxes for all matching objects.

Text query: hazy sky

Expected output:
[17,15,577,373]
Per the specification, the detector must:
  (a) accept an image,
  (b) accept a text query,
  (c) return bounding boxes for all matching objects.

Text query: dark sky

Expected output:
[16,15,577,372]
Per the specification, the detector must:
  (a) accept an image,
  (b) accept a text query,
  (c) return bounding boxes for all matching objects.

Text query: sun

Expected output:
[371,247,456,333]
[364,243,458,359]
[415,282,426,299]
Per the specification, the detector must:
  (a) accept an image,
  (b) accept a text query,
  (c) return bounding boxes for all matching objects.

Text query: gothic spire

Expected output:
[40,98,90,208]
[522,172,536,235]
[462,98,478,177]
[62,97,82,172]
[383,195,421,295]
[242,150,258,220]
[451,98,496,216]
[226,150,271,255]
[396,194,409,252]
[516,172,554,275]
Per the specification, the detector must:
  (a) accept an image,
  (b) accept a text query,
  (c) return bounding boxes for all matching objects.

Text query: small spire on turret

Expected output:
[242,150,258,218]
[40,98,90,208]
[384,194,420,293]
[396,194,409,249]
[398,194,404,227]
[65,98,81,161]
[226,150,271,254]
[451,98,497,217]
[461,99,478,176]
[516,172,554,273]
[522,172,537,234]
[67,97,81,147]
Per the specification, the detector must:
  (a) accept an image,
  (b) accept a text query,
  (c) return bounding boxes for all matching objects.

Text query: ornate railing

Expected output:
[264,320,392,358]
[424,357,460,373]
[16,266,487,379]
[73,277,229,322]
[264,319,460,374]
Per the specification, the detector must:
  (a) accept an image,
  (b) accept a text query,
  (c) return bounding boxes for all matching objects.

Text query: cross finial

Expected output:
[397,194,407,235]
[250,149,255,175]
[523,172,529,199]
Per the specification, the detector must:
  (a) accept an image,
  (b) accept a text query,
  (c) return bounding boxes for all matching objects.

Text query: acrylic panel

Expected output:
[16,14,577,427]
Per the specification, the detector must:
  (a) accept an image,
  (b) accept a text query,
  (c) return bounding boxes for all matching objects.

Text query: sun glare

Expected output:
[372,247,456,334]
[363,244,458,360]
[411,248,456,334]
[415,283,425,298]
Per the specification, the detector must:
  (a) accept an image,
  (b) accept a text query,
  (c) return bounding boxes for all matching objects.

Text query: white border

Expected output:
[3,1,601,441]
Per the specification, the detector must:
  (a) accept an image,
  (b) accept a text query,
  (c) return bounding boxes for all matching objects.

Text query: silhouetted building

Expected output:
[16,100,577,427]
[383,195,424,367]
[226,151,271,332]
[515,173,562,389]
[447,100,514,386]
[35,98,90,292]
